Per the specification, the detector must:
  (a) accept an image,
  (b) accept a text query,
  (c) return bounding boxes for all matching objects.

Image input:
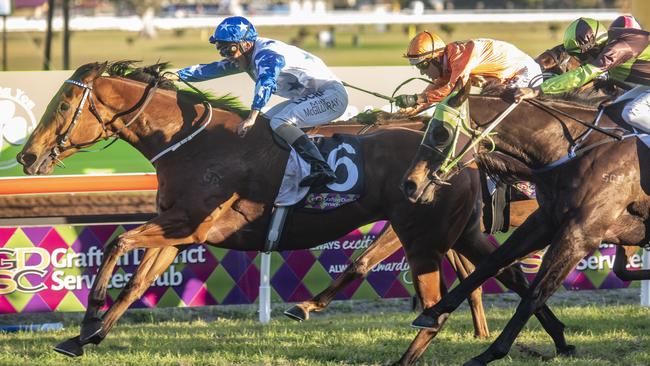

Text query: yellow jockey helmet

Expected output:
[404,31,446,65]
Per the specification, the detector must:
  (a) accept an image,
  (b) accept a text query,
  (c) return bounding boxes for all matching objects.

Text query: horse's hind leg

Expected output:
[285,225,402,321]
[446,250,489,338]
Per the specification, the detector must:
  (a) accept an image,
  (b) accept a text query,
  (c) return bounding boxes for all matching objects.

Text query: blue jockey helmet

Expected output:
[209,16,258,44]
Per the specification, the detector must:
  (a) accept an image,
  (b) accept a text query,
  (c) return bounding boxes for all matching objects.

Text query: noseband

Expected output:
[58,75,213,165]
[52,77,160,161]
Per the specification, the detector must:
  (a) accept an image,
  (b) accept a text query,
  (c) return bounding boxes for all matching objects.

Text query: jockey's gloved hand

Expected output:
[163,73,180,82]
[395,94,419,108]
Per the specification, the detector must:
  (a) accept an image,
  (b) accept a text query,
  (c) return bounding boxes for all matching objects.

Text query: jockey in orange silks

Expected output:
[395,32,542,116]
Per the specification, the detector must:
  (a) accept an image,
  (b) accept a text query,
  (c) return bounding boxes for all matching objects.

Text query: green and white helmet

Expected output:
[563,17,608,54]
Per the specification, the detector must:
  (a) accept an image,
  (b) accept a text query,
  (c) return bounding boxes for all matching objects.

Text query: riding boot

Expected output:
[291,135,337,187]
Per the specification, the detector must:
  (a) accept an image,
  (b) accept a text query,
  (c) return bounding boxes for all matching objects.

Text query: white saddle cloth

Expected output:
[274,148,311,207]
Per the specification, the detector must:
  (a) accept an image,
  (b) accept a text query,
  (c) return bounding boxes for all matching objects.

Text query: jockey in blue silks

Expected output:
[175,16,347,187]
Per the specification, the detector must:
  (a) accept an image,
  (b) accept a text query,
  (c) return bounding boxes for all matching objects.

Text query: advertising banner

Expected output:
[0,221,642,314]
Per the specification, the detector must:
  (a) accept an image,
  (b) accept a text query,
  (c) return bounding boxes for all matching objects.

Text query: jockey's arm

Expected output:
[250,50,286,111]
[423,42,477,104]
[238,50,286,137]
[176,60,241,82]
[538,64,605,95]
[538,33,645,95]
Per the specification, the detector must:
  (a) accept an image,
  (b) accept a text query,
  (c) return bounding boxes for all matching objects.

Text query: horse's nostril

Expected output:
[17,152,37,167]
[402,180,417,198]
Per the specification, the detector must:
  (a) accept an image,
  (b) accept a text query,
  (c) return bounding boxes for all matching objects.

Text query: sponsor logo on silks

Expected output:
[0,86,37,170]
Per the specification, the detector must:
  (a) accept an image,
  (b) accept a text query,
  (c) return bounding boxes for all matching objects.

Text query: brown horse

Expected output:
[287,118,489,337]
[401,83,650,365]
[17,62,571,364]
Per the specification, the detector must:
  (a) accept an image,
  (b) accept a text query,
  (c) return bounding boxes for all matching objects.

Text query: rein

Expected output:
[58,73,214,165]
[55,78,161,161]
[526,98,621,140]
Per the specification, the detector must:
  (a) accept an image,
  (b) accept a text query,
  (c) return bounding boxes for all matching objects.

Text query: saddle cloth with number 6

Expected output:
[274,134,364,211]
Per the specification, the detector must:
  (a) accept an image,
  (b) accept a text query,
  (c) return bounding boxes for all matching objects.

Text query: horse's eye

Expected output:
[60,103,70,111]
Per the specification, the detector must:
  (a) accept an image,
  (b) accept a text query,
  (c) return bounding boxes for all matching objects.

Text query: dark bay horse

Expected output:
[401,83,650,365]
[17,62,571,364]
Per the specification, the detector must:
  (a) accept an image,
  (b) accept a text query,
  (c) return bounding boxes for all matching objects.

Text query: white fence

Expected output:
[1,9,621,32]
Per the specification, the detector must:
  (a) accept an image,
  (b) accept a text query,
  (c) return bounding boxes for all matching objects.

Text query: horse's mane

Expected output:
[475,151,534,184]
[104,60,250,118]
[477,80,608,110]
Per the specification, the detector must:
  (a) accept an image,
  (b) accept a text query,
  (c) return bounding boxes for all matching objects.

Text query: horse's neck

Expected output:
[473,96,598,170]
[97,78,262,162]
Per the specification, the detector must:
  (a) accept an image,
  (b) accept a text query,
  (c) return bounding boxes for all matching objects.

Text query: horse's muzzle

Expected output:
[16,151,52,175]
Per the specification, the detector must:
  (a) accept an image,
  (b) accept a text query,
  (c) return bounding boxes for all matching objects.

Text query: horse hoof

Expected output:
[80,318,103,343]
[53,337,84,357]
[557,344,576,357]
[284,306,308,322]
[410,311,449,331]
[463,358,486,366]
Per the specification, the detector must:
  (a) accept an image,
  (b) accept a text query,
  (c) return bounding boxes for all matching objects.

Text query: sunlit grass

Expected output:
[1,300,649,366]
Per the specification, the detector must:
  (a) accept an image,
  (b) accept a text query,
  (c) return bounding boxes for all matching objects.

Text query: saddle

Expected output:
[265,133,365,252]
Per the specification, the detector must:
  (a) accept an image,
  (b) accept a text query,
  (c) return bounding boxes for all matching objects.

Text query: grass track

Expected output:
[1,291,649,366]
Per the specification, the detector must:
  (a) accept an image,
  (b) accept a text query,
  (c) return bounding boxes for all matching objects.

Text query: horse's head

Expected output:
[401,83,471,204]
[535,44,582,75]
[17,62,109,175]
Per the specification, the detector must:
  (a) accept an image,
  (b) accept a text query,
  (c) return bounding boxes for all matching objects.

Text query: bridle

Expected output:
[56,73,213,165]
[52,76,161,162]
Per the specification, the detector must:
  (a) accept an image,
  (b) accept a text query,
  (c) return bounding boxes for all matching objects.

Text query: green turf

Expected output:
[5,22,574,71]
[0,302,648,366]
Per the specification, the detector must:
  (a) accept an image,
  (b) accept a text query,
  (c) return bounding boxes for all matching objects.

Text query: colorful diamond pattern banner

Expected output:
[0,222,643,314]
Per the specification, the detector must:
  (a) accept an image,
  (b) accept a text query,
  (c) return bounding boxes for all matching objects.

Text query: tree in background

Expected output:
[439,23,456,39]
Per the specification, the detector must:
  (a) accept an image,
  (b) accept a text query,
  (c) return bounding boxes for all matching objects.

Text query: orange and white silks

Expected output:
[423,39,538,103]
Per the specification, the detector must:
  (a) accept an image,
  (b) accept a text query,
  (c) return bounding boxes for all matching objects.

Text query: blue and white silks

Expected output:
[176,37,348,129]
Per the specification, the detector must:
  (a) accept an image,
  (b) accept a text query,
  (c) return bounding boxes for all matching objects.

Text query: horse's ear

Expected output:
[96,61,109,76]
[447,81,471,108]
[82,61,108,83]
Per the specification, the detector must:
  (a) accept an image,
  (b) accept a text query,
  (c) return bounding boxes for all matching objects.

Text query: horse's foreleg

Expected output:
[453,220,573,357]
[396,245,445,366]
[413,209,552,331]
[80,238,130,342]
[100,246,179,336]
[466,224,601,365]
[446,250,489,338]
[55,246,180,357]
[285,225,402,321]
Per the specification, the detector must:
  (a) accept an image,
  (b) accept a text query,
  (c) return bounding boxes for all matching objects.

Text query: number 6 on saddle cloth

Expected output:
[266,134,365,252]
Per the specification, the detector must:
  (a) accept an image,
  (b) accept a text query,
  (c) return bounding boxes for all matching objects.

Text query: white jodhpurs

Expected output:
[618,85,650,133]
[265,81,349,131]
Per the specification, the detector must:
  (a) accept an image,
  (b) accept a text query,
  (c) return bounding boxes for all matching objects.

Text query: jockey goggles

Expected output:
[215,42,240,58]
[415,57,442,72]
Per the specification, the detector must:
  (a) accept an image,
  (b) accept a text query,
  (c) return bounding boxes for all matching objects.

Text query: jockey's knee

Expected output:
[273,121,304,144]
[622,101,650,133]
